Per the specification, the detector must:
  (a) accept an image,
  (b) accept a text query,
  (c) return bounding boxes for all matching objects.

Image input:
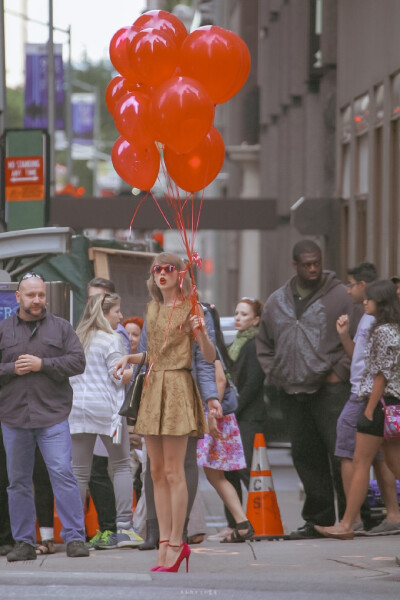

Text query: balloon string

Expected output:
[151,192,174,230]
[128,152,204,325]
[129,192,149,231]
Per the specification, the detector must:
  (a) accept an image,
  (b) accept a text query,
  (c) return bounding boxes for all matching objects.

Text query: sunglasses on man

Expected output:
[17,272,44,290]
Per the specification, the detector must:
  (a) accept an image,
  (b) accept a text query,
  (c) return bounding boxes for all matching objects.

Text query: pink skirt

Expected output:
[197,412,246,471]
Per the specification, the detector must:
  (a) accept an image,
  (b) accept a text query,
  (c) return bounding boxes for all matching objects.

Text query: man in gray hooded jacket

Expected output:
[256,240,360,538]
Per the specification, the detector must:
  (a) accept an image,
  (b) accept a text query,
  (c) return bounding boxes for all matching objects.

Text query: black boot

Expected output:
[138,518,159,551]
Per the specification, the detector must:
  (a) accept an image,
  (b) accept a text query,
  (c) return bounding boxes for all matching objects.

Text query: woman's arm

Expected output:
[190,307,216,363]
[214,359,227,402]
[364,372,386,420]
[364,325,399,419]
[336,314,355,358]
[112,351,147,380]
[122,367,134,384]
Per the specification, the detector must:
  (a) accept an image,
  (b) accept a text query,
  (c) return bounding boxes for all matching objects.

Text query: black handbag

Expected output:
[118,353,147,422]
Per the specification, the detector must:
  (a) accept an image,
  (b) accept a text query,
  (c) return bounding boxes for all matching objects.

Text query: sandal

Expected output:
[220,520,254,543]
[36,540,55,555]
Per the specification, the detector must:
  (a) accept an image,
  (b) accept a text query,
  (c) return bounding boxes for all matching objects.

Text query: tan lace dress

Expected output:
[134,299,208,437]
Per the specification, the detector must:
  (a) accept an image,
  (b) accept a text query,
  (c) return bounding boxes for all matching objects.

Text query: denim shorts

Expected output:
[335,395,384,459]
[357,396,400,438]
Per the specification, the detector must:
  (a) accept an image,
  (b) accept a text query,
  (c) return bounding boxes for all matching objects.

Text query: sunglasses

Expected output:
[17,272,44,289]
[240,296,255,302]
[152,264,176,274]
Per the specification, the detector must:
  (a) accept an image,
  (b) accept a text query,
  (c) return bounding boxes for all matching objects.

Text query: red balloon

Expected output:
[179,26,250,104]
[114,91,154,147]
[105,76,132,115]
[151,76,215,154]
[133,10,188,47]
[109,26,139,80]
[128,28,179,87]
[111,137,160,190]
[164,127,225,193]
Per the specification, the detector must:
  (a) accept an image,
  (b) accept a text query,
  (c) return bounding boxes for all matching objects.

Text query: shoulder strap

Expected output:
[216,346,231,380]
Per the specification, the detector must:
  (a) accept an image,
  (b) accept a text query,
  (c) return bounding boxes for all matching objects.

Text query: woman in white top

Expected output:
[69,293,141,548]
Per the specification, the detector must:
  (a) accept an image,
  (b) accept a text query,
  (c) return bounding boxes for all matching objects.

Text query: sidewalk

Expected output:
[0,534,399,585]
[1,449,399,598]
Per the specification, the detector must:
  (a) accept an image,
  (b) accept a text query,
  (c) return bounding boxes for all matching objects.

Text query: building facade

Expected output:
[336,0,400,279]
[207,0,400,303]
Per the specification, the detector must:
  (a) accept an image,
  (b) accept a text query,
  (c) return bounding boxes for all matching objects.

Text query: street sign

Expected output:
[0,129,50,230]
[5,156,44,201]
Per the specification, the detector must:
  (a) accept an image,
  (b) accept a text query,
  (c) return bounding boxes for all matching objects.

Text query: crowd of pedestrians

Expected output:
[0,240,400,571]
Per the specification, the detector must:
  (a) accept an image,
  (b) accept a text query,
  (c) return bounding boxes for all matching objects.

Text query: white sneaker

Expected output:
[207,527,233,541]
[116,528,143,548]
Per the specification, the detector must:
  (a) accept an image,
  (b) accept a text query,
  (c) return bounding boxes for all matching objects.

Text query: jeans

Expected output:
[1,420,85,545]
[280,382,349,526]
[0,427,13,546]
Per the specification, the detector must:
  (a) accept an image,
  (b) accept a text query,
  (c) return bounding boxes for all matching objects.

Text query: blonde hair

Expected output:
[147,252,192,302]
[76,293,120,352]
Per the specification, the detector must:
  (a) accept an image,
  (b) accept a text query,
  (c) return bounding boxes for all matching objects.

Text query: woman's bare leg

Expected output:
[316,433,382,535]
[145,435,170,566]
[340,458,362,523]
[146,434,189,567]
[204,467,247,524]
[382,440,400,481]
[162,435,189,568]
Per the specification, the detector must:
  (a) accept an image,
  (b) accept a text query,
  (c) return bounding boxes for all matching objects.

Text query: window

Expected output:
[373,127,383,267]
[392,71,400,118]
[356,134,369,195]
[353,94,369,135]
[340,144,351,199]
[375,84,384,126]
[390,120,400,275]
[341,106,352,144]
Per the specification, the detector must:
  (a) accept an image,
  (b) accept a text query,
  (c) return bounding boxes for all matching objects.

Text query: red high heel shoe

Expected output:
[150,540,169,572]
[157,542,190,573]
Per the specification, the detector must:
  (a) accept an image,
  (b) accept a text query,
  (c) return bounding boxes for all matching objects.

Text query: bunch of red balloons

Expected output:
[106,10,250,193]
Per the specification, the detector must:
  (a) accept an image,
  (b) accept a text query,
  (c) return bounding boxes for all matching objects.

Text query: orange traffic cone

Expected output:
[85,496,100,539]
[246,433,284,539]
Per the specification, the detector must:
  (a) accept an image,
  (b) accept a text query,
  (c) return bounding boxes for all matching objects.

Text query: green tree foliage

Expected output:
[5,87,24,128]
[162,0,192,11]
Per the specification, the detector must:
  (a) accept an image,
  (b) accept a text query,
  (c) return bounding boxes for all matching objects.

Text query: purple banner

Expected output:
[72,93,95,146]
[24,43,65,130]
[0,291,19,322]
